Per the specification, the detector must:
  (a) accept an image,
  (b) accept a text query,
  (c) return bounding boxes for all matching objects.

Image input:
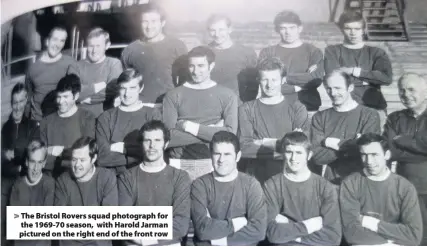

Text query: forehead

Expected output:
[259,69,282,78]
[87,35,106,44]
[72,146,90,157]
[50,29,67,39]
[325,75,347,87]
[359,142,385,153]
[278,23,299,28]
[28,149,46,160]
[141,11,162,21]
[188,56,209,64]
[343,21,364,28]
[119,78,140,88]
[213,142,236,153]
[284,144,308,152]
[57,90,73,97]
[143,129,165,139]
[12,91,27,100]
[399,77,424,89]
[209,19,229,29]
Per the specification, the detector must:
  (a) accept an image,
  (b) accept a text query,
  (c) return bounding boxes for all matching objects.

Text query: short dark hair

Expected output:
[47,26,67,40]
[140,3,166,21]
[11,82,27,104]
[338,11,366,29]
[139,120,170,144]
[324,70,352,88]
[206,14,232,28]
[26,139,48,161]
[188,46,216,65]
[274,10,302,31]
[56,74,81,95]
[356,133,388,152]
[257,57,287,78]
[70,136,98,160]
[209,131,240,153]
[279,131,311,153]
[117,69,144,88]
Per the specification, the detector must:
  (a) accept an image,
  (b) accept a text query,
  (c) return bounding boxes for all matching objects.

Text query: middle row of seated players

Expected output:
[7,127,423,246]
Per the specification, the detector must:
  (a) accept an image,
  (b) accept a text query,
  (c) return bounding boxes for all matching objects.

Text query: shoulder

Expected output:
[57,171,73,184]
[302,43,322,53]
[387,109,409,121]
[98,107,117,120]
[165,36,186,45]
[213,84,237,98]
[42,174,55,186]
[239,100,258,111]
[41,112,58,124]
[167,165,191,182]
[365,45,388,55]
[164,85,186,99]
[325,44,342,51]
[312,107,331,120]
[358,105,380,118]
[341,171,364,187]
[232,43,256,54]
[310,173,337,193]
[78,108,96,120]
[287,99,307,111]
[192,173,213,189]
[390,173,418,195]
[105,56,122,66]
[264,173,283,189]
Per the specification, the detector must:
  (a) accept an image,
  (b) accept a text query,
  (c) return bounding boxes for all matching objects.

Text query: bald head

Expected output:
[398,73,427,111]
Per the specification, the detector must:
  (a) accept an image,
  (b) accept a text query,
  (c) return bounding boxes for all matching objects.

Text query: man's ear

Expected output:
[91,154,98,164]
[73,92,80,102]
[298,26,303,34]
[209,62,216,72]
[384,150,391,161]
[307,151,313,161]
[236,151,242,163]
[164,141,170,150]
[281,76,287,85]
[348,83,354,93]
[139,84,144,94]
[161,20,166,29]
[105,41,111,50]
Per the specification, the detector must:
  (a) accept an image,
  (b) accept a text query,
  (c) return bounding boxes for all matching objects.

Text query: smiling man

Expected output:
[383,73,427,245]
[118,120,191,246]
[68,27,123,117]
[238,57,309,183]
[40,74,96,177]
[258,10,324,115]
[310,70,380,184]
[207,14,258,103]
[9,140,54,246]
[121,3,188,104]
[263,132,341,245]
[163,46,238,180]
[191,131,266,246]
[96,69,160,174]
[325,11,392,128]
[340,133,422,246]
[26,26,78,122]
[55,136,117,246]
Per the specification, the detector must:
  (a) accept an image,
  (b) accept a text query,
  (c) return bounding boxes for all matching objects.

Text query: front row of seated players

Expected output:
[6,121,423,246]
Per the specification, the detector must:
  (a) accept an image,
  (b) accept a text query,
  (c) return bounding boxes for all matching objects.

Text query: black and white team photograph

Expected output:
[1,0,427,245]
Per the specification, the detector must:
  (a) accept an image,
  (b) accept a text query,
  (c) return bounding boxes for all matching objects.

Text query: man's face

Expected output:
[398,78,427,111]
[188,56,213,84]
[277,23,302,44]
[26,149,46,183]
[324,75,353,106]
[11,91,27,122]
[259,69,283,98]
[46,29,67,58]
[71,145,95,180]
[56,91,77,114]
[119,78,142,106]
[87,35,108,63]
[359,142,390,177]
[342,21,364,45]
[283,144,311,174]
[208,20,232,46]
[211,142,240,177]
[141,11,165,40]
[142,129,167,162]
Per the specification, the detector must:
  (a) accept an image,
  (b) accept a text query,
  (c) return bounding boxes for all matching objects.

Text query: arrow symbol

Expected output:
[14,214,18,219]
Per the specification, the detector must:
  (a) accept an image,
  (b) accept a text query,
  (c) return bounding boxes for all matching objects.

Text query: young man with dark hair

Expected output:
[207,14,258,103]
[258,10,324,114]
[121,3,188,104]
[2,83,39,178]
[238,57,309,183]
[191,131,266,246]
[383,73,427,245]
[118,120,191,246]
[68,27,123,117]
[9,139,54,246]
[55,136,117,246]
[340,133,422,246]
[96,69,160,172]
[325,11,392,127]
[26,26,78,121]
[40,74,96,177]
[310,70,381,184]
[163,46,238,180]
[263,132,341,245]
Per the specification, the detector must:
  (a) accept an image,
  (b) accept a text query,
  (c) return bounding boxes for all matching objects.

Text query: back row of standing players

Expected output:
[3,2,427,245]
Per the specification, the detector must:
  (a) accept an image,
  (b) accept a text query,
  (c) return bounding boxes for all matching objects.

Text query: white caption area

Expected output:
[7,206,173,240]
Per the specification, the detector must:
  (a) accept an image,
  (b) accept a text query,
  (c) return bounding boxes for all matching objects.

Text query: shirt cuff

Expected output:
[94,81,107,93]
[362,216,380,232]
[184,121,200,136]
[169,159,181,169]
[140,239,159,245]
[352,67,362,77]
[211,237,227,246]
